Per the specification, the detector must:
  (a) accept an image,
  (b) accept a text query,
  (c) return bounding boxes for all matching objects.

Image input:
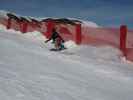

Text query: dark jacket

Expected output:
[45,30,64,43]
[49,31,60,41]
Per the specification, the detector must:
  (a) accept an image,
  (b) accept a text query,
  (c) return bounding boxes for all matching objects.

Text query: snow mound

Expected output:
[0,10,8,18]
[0,24,6,31]
[23,31,47,42]
[0,24,21,34]
[64,40,77,49]
[82,20,99,28]
[0,10,99,29]
[68,17,99,28]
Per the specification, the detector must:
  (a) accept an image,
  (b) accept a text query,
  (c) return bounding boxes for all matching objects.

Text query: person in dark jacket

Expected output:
[45,28,65,50]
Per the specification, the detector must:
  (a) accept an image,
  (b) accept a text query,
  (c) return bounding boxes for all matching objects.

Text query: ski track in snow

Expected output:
[0,26,133,100]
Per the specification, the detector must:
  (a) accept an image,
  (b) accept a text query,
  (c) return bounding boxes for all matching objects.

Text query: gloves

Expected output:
[45,40,49,43]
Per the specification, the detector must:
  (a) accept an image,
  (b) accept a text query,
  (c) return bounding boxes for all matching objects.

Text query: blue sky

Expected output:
[0,0,133,28]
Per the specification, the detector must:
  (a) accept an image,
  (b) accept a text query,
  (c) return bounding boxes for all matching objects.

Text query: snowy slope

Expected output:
[0,24,133,100]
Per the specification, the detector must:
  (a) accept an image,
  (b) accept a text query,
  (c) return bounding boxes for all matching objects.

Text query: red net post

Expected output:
[45,20,55,38]
[22,22,28,33]
[19,21,23,33]
[120,25,127,56]
[20,21,28,33]
[75,24,82,44]
[6,18,11,29]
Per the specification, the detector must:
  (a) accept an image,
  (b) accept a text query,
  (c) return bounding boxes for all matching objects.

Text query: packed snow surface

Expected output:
[0,24,133,100]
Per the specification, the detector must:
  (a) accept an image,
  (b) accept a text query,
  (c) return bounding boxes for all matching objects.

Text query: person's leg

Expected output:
[59,40,66,50]
[54,41,58,49]
[60,43,65,49]
[54,38,60,50]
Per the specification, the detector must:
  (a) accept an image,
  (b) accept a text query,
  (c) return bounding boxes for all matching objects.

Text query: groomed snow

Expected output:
[0,23,133,100]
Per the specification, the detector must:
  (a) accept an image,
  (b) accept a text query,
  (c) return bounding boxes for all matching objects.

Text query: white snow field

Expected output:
[0,24,133,100]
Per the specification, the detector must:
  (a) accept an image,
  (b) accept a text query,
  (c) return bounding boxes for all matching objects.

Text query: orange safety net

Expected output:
[0,18,133,62]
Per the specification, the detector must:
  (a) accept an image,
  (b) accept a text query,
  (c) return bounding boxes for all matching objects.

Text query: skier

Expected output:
[45,28,66,51]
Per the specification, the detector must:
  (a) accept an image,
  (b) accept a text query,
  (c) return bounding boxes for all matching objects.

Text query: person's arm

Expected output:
[45,37,52,43]
[45,39,50,43]
[45,33,53,43]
